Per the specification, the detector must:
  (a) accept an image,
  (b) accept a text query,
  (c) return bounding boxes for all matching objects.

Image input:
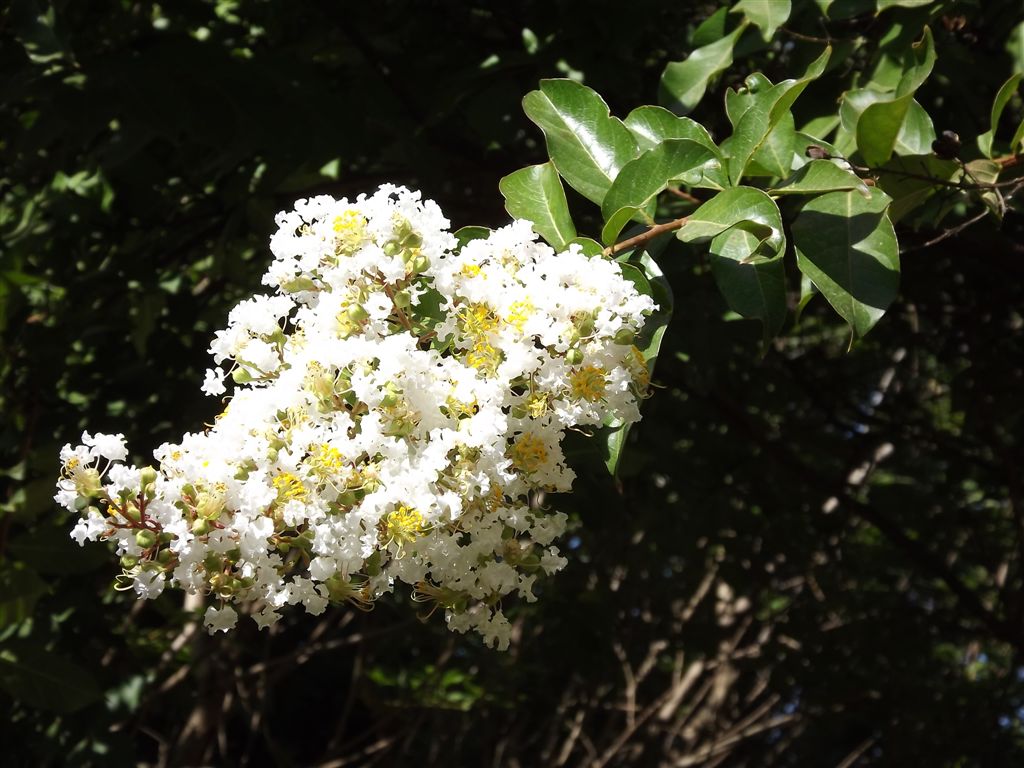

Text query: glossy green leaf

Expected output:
[732,0,791,42]
[748,111,798,178]
[771,159,870,196]
[725,47,831,183]
[725,72,773,129]
[499,162,576,250]
[566,236,605,257]
[454,226,491,249]
[623,106,718,154]
[660,25,746,116]
[1012,117,1024,155]
[977,73,1022,158]
[709,224,787,340]
[0,642,101,713]
[852,28,936,166]
[877,0,934,10]
[814,0,874,20]
[602,139,718,223]
[677,186,784,252]
[792,187,899,337]
[692,6,731,47]
[801,113,841,141]
[522,79,638,205]
[601,206,647,247]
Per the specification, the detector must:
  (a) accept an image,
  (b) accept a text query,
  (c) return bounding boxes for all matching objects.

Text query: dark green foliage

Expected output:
[2,1,1023,766]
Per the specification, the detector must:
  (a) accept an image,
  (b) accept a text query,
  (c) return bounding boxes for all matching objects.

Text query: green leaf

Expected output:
[815,0,875,20]
[748,111,798,178]
[858,96,935,165]
[1012,117,1024,156]
[801,114,841,141]
[977,73,1022,158]
[678,187,787,339]
[732,0,791,42]
[499,162,576,250]
[709,224,787,340]
[677,186,784,252]
[725,47,831,183]
[1009,21,1024,75]
[874,154,959,222]
[566,237,606,257]
[522,79,638,205]
[771,159,871,196]
[0,641,101,713]
[851,28,936,166]
[660,25,746,116]
[877,0,934,10]
[565,236,602,257]
[602,139,719,224]
[792,187,899,337]
[692,7,731,47]
[603,250,673,476]
[623,106,718,154]
[601,207,647,247]
[454,226,491,249]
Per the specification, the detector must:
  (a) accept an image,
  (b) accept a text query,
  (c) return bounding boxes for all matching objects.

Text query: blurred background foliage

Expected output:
[2,0,1024,766]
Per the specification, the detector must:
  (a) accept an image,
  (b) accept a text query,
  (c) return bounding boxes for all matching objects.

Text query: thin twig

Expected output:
[604,217,688,258]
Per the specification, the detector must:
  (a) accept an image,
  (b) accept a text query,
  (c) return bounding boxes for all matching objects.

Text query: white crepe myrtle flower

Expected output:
[56,185,655,650]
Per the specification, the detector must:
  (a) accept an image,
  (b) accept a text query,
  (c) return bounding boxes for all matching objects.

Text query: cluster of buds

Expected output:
[56,185,655,649]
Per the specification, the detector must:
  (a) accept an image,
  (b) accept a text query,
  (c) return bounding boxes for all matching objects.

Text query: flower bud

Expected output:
[120,555,139,569]
[347,304,369,322]
[575,313,595,337]
[232,368,254,384]
[135,529,157,549]
[566,347,584,365]
[140,466,158,488]
[191,518,211,535]
[392,290,412,308]
[614,328,635,345]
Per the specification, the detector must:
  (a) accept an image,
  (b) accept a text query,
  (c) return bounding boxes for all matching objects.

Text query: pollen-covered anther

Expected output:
[569,365,608,402]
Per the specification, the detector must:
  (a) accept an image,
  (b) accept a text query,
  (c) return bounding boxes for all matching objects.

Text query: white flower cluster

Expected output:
[56,185,655,649]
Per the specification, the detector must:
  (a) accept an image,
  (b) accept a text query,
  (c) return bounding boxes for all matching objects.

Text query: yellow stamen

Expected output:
[569,365,607,402]
[505,300,533,332]
[383,505,427,546]
[332,210,367,254]
[509,433,548,474]
[273,472,308,503]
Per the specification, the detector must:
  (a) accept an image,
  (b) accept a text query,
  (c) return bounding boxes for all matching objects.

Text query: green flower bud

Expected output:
[157,548,174,565]
[120,554,138,569]
[135,529,157,549]
[191,518,211,535]
[393,290,412,308]
[232,368,254,384]
[140,466,158,488]
[566,347,585,365]
[614,328,635,345]
[347,304,369,322]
